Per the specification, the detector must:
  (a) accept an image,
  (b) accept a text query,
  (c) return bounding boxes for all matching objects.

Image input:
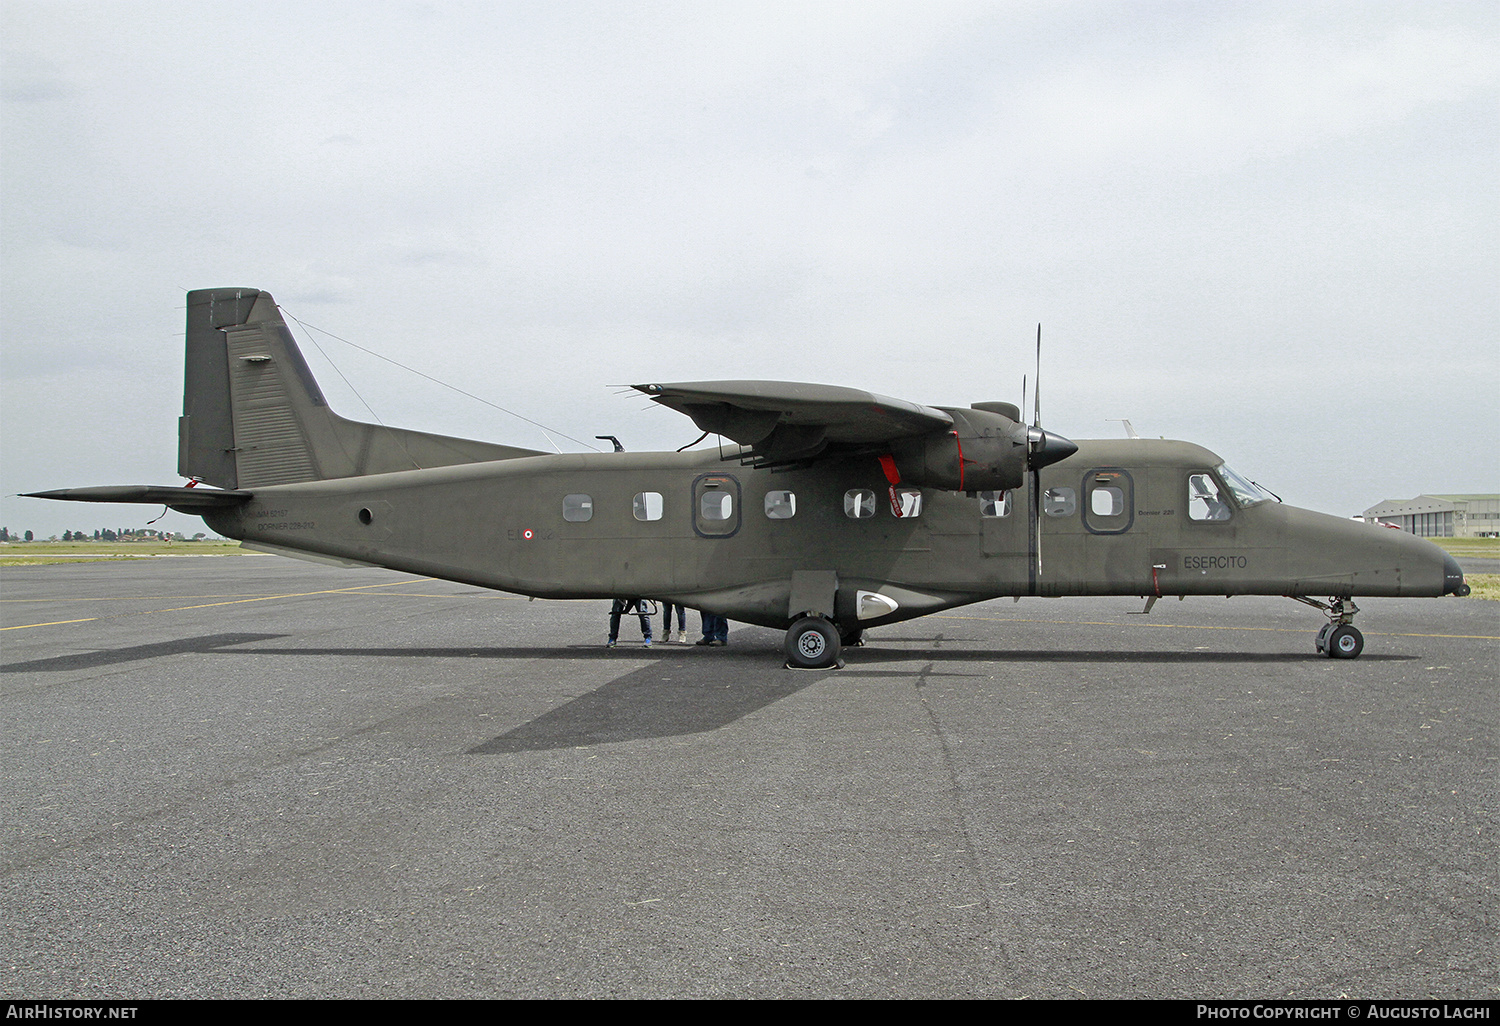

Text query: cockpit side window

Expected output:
[1188,473,1231,521]
[1216,463,1268,508]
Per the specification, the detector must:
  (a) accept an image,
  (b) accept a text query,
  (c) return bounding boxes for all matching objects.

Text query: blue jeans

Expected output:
[699,612,728,643]
[662,603,687,633]
[610,599,652,641]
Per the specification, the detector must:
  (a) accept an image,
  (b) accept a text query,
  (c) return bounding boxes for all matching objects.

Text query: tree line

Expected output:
[0,528,211,542]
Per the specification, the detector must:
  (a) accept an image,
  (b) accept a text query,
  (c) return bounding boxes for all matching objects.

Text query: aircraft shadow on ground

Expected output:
[468,646,1415,753]
[0,633,287,674]
[173,639,1414,666]
[470,655,825,754]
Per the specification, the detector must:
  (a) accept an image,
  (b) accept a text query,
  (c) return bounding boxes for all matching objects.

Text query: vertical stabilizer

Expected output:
[178,288,541,490]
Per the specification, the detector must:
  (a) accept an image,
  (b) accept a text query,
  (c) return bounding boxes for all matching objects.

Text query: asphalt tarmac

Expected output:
[2,555,1495,999]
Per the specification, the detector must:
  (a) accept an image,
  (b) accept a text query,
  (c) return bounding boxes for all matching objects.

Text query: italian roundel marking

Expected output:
[523,529,533,540]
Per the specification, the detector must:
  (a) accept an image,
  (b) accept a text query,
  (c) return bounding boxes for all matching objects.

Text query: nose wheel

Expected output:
[1315,622,1364,659]
[1297,596,1364,659]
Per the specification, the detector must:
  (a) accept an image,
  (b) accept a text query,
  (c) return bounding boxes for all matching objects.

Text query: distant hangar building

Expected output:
[1361,494,1500,538]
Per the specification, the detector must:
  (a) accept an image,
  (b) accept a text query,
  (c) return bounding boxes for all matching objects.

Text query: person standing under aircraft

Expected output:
[662,602,689,644]
[607,598,653,648]
[696,612,729,647]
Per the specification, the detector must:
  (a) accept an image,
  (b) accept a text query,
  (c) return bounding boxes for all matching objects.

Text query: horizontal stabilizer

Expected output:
[22,485,252,513]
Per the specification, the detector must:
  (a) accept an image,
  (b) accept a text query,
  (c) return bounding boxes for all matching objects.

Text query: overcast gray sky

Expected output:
[3,0,1496,540]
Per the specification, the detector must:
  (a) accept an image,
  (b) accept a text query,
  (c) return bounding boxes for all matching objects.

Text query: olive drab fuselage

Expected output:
[27,287,1468,667]
[203,437,1457,633]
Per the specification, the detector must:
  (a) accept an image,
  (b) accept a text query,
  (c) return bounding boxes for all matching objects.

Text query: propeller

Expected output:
[1023,324,1078,581]
[1032,325,1044,574]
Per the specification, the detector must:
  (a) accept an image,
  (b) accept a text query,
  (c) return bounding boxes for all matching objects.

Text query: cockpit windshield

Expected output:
[1217,463,1268,508]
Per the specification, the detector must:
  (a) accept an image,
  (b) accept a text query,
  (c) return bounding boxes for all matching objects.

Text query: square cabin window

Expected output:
[892,489,922,518]
[764,490,796,519]
[844,489,877,519]
[979,490,1011,517]
[563,493,593,522]
[1043,487,1076,517]
[633,491,663,521]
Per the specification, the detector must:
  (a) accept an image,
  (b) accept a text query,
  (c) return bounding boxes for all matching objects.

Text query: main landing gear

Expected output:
[1292,596,1364,659]
[784,616,845,670]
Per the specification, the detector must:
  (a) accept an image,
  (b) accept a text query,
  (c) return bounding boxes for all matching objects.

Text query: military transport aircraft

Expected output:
[27,288,1469,668]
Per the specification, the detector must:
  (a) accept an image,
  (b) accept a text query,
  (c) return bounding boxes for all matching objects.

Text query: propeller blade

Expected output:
[1033,324,1042,429]
[1033,467,1043,575]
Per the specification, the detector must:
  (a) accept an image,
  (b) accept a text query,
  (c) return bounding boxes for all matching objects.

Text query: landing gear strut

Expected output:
[785,616,843,670]
[1293,596,1364,659]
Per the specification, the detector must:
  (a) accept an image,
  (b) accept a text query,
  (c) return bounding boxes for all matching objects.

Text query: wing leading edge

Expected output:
[633,380,955,467]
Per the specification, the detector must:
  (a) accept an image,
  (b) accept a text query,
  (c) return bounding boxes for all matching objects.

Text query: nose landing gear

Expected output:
[1294,596,1364,659]
[1316,621,1364,658]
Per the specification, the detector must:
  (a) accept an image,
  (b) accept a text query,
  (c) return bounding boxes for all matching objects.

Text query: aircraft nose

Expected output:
[1028,429,1079,471]
[1442,552,1470,597]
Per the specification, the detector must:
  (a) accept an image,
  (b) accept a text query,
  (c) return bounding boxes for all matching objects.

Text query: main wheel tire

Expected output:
[1327,624,1364,659]
[785,616,841,669]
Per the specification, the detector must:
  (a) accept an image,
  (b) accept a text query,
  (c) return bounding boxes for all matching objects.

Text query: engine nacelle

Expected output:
[888,407,1032,493]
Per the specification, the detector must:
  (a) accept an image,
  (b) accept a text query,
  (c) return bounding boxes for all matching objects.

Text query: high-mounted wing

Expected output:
[633,380,955,466]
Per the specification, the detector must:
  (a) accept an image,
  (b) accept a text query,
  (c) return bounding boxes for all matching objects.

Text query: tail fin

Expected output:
[178,288,541,489]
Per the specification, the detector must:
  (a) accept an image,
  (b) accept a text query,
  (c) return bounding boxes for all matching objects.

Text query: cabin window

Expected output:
[692,474,741,538]
[700,490,733,521]
[563,493,593,522]
[1090,486,1125,517]
[1188,473,1231,521]
[844,489,877,519]
[1043,487,1075,517]
[978,490,1011,517]
[1083,469,1133,535]
[633,491,664,522]
[764,490,796,519]
[891,488,923,518]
